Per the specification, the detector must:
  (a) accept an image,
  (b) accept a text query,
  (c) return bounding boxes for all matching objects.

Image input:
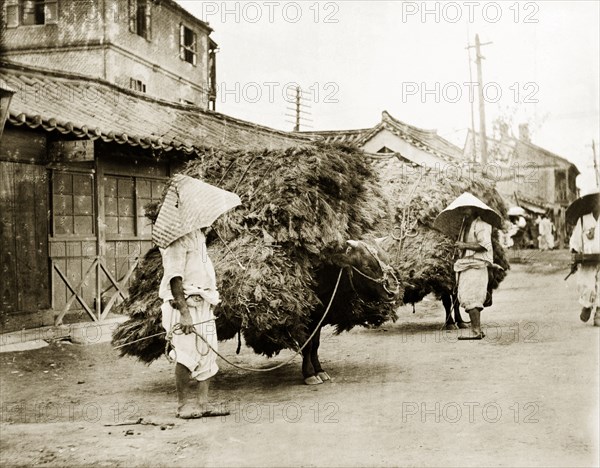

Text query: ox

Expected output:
[302,239,401,385]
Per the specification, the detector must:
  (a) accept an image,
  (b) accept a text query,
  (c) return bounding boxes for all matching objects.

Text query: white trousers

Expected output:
[457,267,489,311]
[577,264,600,310]
[161,297,219,381]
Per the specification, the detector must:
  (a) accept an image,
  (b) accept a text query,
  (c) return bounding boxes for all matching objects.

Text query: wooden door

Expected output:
[0,161,50,313]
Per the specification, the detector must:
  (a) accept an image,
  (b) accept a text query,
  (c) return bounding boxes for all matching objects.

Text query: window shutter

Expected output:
[179,23,185,60]
[192,36,197,66]
[45,0,58,24]
[5,0,18,28]
[128,0,137,33]
[145,2,151,40]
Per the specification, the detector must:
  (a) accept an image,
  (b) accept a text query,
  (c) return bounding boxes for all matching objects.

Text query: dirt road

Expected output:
[1,250,598,467]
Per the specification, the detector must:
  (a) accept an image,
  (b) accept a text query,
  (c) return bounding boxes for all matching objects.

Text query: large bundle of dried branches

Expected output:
[112,144,395,362]
[370,156,510,305]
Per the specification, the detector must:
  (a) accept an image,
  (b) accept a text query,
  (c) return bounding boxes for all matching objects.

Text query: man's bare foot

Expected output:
[177,402,203,419]
[177,403,230,419]
[199,403,230,418]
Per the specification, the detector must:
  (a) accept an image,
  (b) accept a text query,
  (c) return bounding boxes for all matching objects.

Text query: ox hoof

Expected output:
[444,323,458,330]
[317,371,331,382]
[304,375,323,385]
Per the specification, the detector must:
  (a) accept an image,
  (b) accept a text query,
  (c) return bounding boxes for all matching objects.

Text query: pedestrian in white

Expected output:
[152,174,241,418]
[566,193,600,327]
[434,192,504,340]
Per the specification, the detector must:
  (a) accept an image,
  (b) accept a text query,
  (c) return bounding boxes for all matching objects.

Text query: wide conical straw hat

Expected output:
[565,192,600,225]
[434,192,502,238]
[152,174,241,248]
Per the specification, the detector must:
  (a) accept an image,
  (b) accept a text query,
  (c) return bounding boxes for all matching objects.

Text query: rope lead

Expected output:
[165,268,344,373]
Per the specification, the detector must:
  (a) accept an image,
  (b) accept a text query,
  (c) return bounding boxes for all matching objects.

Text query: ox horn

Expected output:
[346,240,360,248]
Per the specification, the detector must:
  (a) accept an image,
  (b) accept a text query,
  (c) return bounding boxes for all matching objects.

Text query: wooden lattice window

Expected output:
[104,176,165,238]
[52,171,94,236]
[104,176,136,236]
[136,178,166,236]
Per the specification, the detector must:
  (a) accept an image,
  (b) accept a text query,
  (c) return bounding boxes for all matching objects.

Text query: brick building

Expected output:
[0,2,311,331]
[2,0,217,108]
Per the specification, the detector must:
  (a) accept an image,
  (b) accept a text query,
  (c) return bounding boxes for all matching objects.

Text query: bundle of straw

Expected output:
[370,156,509,306]
[112,144,396,361]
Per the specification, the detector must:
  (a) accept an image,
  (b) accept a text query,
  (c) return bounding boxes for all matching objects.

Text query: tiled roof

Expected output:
[465,129,580,174]
[0,61,310,154]
[300,111,463,162]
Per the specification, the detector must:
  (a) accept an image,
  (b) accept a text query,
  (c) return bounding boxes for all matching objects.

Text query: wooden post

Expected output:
[593,140,599,189]
[475,34,488,166]
[95,156,105,321]
[467,34,492,165]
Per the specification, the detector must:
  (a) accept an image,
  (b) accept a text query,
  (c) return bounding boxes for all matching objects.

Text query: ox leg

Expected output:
[442,293,458,330]
[310,328,330,382]
[302,333,322,385]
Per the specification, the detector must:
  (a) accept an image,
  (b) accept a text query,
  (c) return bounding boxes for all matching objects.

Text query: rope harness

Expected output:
[162,268,344,373]
[348,241,400,298]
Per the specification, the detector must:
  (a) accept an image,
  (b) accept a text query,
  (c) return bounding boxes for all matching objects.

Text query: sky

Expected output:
[177,0,600,192]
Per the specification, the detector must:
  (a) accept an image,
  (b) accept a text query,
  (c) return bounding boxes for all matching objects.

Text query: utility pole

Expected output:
[593,139,599,189]
[285,86,313,132]
[467,34,492,165]
[465,38,477,162]
[294,86,300,132]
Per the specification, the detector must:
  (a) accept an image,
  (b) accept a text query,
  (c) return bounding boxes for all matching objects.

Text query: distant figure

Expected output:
[509,215,528,249]
[538,215,555,251]
[500,220,516,249]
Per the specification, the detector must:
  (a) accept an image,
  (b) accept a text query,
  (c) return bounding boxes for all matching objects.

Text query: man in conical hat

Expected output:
[435,192,503,340]
[153,174,240,418]
[567,192,600,326]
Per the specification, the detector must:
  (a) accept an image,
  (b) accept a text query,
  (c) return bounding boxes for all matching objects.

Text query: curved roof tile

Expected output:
[1,62,310,155]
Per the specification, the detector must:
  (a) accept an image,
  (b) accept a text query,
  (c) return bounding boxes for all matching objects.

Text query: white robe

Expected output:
[454,217,492,310]
[159,230,220,381]
[569,213,600,309]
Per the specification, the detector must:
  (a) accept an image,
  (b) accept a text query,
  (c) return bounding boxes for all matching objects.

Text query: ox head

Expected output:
[342,238,401,303]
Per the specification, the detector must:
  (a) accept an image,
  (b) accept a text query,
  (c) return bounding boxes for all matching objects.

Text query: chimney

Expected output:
[518,123,530,142]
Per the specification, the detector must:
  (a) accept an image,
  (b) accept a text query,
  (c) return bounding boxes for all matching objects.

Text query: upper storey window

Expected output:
[129,0,151,40]
[129,78,146,93]
[179,24,197,65]
[5,0,58,27]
